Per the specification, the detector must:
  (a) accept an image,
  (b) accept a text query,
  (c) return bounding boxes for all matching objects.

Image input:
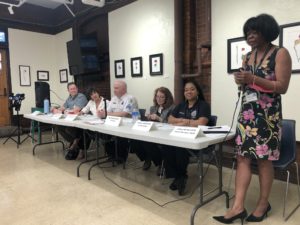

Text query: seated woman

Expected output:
[80,87,110,117]
[162,79,210,195]
[76,88,110,159]
[133,87,175,173]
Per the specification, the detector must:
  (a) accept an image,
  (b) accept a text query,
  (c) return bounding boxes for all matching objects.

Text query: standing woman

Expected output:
[163,79,210,195]
[213,14,291,224]
[134,87,175,171]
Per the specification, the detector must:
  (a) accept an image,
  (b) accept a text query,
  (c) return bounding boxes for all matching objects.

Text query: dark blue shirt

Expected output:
[171,99,211,120]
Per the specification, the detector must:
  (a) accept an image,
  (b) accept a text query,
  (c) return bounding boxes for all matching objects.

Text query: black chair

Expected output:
[139,108,147,121]
[228,119,299,221]
[273,119,299,221]
[159,115,219,179]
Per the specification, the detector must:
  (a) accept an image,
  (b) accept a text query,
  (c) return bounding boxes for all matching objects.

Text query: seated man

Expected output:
[52,82,89,160]
[98,80,138,162]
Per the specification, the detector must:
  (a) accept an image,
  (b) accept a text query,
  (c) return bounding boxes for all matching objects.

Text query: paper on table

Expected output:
[84,119,104,125]
[31,111,43,116]
[155,123,174,131]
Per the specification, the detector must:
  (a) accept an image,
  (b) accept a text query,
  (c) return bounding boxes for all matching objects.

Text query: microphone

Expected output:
[238,85,245,97]
[238,85,244,92]
[103,98,107,119]
[237,67,245,97]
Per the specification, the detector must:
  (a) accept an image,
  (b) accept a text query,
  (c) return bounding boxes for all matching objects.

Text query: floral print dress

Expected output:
[235,47,282,160]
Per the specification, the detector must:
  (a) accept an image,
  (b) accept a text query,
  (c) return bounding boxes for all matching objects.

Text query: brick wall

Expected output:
[182,0,211,104]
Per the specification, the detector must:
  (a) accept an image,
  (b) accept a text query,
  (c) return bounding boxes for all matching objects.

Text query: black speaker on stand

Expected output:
[35,81,50,108]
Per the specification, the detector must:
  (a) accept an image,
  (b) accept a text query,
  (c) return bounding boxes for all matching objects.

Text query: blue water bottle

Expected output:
[44,98,49,114]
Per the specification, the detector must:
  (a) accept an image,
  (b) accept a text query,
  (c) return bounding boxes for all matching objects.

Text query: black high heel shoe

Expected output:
[246,203,271,222]
[213,209,248,225]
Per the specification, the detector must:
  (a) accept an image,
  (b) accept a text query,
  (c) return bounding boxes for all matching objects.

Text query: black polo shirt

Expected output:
[171,99,211,120]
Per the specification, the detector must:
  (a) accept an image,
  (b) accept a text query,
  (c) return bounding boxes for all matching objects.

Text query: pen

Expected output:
[207,126,222,129]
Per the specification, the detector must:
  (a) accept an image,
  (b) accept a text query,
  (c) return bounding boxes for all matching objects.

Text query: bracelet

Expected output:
[273,81,276,92]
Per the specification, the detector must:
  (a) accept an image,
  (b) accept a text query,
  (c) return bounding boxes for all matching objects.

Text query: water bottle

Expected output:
[44,98,49,114]
[132,108,139,123]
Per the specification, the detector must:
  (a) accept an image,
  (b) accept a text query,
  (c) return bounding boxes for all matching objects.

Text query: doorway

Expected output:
[0,48,11,126]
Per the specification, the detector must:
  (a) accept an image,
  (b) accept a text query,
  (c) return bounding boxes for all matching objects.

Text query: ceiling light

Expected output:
[8,5,14,14]
[82,0,105,7]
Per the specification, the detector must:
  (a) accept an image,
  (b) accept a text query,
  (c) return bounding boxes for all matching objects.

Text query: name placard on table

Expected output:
[170,126,204,139]
[105,116,122,127]
[132,121,154,132]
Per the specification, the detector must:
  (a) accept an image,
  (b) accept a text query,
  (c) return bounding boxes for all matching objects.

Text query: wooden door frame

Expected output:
[0,27,13,125]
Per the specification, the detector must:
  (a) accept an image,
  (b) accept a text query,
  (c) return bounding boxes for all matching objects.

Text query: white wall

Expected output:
[211,0,300,140]
[108,0,174,110]
[8,28,73,114]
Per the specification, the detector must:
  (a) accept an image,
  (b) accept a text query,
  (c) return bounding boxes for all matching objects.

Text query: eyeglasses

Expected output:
[156,95,165,99]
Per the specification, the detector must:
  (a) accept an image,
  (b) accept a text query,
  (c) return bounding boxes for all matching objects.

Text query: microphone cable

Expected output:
[50,89,65,101]
[98,161,212,207]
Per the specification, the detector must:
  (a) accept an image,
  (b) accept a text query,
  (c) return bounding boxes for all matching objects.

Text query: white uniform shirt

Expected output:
[107,93,138,114]
[81,97,110,116]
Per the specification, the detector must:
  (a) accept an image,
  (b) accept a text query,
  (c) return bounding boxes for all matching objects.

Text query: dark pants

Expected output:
[131,140,162,166]
[105,136,129,162]
[161,146,189,178]
[57,126,91,150]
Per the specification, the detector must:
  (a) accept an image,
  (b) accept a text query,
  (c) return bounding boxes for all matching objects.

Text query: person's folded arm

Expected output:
[108,111,131,118]
[168,115,189,126]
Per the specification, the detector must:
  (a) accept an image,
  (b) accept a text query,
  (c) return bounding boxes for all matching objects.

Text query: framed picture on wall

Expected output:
[279,22,300,73]
[227,37,251,73]
[37,70,49,81]
[19,65,31,86]
[130,57,143,77]
[149,53,163,75]
[59,69,68,83]
[114,59,125,78]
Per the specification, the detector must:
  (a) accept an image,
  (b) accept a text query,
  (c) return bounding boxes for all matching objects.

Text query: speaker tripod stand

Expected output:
[3,104,33,148]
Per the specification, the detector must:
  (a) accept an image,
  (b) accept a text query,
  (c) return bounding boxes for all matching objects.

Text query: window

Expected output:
[0,28,8,47]
[0,32,5,43]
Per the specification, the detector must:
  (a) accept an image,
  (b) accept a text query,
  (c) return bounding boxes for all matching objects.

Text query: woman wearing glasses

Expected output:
[133,87,175,174]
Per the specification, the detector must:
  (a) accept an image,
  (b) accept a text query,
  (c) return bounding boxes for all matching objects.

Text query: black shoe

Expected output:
[169,178,178,190]
[246,203,271,222]
[142,160,151,170]
[177,176,187,196]
[213,209,248,224]
[65,147,79,160]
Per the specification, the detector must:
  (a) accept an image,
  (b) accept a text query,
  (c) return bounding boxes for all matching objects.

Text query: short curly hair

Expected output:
[243,14,279,42]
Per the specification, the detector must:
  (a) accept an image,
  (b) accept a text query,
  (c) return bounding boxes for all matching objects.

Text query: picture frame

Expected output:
[130,57,143,77]
[227,37,251,73]
[279,22,300,73]
[59,69,68,83]
[37,70,49,81]
[114,59,125,78]
[149,53,163,75]
[19,65,31,86]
